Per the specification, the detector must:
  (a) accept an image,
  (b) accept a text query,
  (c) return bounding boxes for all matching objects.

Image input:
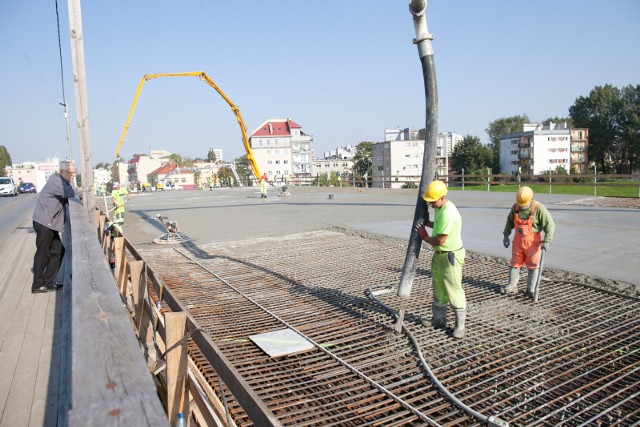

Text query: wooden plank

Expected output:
[165,312,188,425]
[67,392,169,426]
[67,202,168,426]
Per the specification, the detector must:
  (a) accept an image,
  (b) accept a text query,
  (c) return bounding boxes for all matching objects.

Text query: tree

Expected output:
[168,153,183,166]
[543,117,573,128]
[0,146,12,175]
[619,85,640,174]
[207,148,218,163]
[352,141,373,178]
[569,84,640,173]
[485,114,530,172]
[450,135,493,175]
[234,155,251,185]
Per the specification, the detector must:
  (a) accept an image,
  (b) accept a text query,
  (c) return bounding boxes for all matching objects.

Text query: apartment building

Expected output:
[249,118,313,181]
[371,128,462,188]
[499,122,588,175]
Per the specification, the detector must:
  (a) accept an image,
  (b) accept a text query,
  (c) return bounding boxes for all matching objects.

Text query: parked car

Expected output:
[0,177,18,196]
[18,182,37,193]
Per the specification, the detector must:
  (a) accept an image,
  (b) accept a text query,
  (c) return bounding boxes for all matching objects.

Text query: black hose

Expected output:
[366,284,510,427]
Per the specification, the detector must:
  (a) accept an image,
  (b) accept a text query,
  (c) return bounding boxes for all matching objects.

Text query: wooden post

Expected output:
[165,312,188,426]
[114,237,127,296]
[130,260,154,344]
[67,0,96,222]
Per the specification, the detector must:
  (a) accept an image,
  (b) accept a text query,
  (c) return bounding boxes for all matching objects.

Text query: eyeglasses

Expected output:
[62,170,76,176]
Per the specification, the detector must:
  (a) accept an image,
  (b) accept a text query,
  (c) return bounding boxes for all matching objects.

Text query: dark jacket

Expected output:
[32,173,77,232]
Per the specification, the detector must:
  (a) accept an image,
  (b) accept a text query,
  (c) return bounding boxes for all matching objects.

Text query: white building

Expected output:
[125,154,171,187]
[250,118,313,181]
[93,168,112,185]
[372,128,463,188]
[312,159,354,179]
[499,122,585,175]
[323,145,356,160]
[6,158,61,192]
[374,129,424,188]
[207,148,224,163]
[436,132,464,178]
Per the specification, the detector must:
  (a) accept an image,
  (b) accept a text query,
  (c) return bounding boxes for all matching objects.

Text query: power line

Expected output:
[55,0,66,106]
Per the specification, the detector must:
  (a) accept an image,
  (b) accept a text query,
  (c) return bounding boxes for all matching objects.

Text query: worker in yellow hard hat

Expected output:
[502,186,555,297]
[415,180,467,339]
[111,182,128,224]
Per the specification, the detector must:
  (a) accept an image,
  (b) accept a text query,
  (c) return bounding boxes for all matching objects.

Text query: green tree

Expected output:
[619,85,640,173]
[543,117,573,128]
[234,155,251,185]
[168,153,183,166]
[0,146,12,175]
[570,84,640,173]
[207,148,218,163]
[352,141,373,178]
[485,114,530,172]
[450,135,493,174]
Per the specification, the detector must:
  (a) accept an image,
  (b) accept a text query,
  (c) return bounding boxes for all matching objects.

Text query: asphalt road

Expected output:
[0,193,36,242]
[116,186,639,285]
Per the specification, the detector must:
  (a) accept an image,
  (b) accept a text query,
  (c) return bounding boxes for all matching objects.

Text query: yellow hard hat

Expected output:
[516,186,533,207]
[422,180,448,202]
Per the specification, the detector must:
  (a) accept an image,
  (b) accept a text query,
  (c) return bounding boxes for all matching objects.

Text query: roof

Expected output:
[251,118,302,137]
[148,162,176,176]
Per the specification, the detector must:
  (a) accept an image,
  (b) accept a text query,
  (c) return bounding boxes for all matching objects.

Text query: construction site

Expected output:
[92,185,638,427]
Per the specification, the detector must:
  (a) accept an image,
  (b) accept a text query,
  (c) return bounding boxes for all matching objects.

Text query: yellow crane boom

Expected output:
[115,71,261,180]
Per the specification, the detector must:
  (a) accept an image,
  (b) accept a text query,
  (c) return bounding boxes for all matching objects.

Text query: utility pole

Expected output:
[67,0,95,221]
[395,0,439,332]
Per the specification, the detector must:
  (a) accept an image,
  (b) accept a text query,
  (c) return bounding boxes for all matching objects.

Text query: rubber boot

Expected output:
[429,303,448,329]
[501,267,520,294]
[526,269,540,297]
[452,308,466,339]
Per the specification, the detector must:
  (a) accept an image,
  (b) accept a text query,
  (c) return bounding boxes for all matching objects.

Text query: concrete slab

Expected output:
[120,187,639,285]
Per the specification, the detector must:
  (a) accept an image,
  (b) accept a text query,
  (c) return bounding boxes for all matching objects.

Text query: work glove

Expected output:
[417,226,428,241]
[542,242,549,251]
[503,235,510,248]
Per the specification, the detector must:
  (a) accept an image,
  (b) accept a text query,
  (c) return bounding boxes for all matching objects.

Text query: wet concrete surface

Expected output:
[116,186,639,285]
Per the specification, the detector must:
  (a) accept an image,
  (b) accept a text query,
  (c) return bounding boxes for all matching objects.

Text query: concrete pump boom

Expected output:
[115,72,261,181]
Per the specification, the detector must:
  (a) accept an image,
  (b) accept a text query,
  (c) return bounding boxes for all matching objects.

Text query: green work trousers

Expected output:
[431,248,466,310]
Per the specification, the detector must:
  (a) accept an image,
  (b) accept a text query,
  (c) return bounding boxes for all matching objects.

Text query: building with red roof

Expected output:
[249,118,313,182]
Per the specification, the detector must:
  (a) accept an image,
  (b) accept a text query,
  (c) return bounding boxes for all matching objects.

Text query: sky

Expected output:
[1,1,639,166]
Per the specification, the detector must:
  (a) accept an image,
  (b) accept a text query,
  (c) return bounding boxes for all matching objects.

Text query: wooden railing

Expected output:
[94,208,282,427]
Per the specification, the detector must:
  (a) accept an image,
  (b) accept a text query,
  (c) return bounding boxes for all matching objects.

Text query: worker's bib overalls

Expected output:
[509,203,543,270]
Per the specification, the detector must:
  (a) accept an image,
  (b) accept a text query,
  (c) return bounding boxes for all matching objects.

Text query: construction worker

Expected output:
[111,182,128,224]
[259,172,269,198]
[416,180,466,339]
[502,186,555,297]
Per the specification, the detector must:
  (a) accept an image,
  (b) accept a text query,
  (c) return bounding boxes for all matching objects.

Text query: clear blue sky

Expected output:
[1,1,639,165]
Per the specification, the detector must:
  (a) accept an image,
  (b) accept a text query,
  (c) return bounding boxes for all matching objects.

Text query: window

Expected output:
[267,160,272,165]
[275,160,280,164]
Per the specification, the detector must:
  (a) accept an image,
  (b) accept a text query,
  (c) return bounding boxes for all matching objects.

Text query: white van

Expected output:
[0,177,18,196]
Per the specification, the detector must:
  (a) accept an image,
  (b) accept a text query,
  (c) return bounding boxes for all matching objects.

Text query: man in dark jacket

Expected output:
[32,161,77,293]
